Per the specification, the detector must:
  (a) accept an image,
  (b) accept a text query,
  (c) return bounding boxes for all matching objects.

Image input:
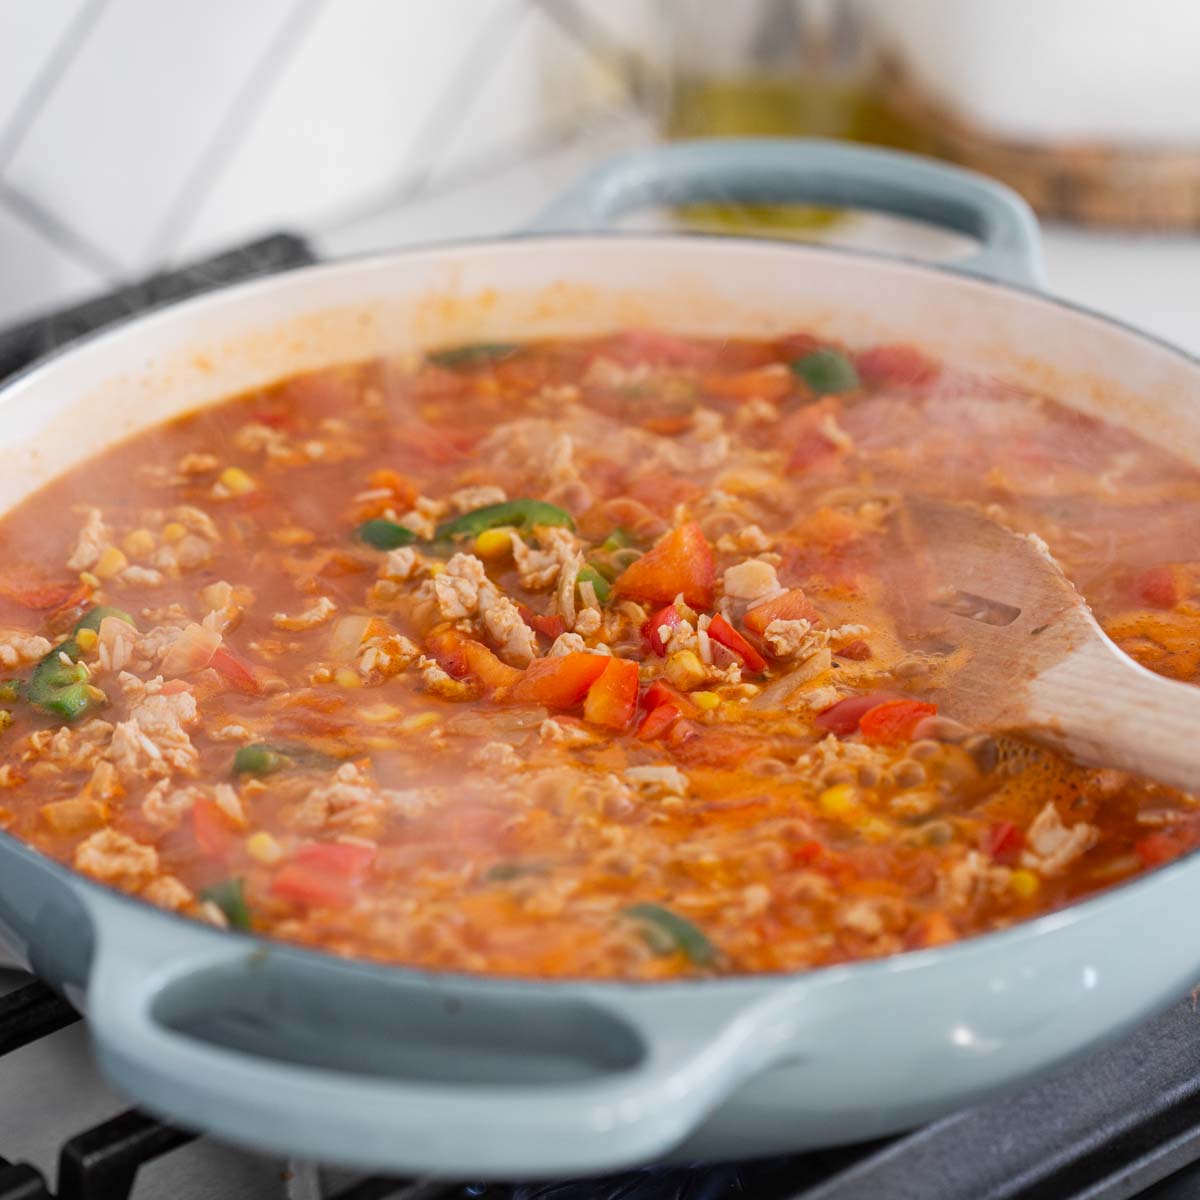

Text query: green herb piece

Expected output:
[427,342,520,370]
[434,499,575,542]
[599,528,635,552]
[0,680,23,705]
[28,641,92,721]
[74,606,135,634]
[791,348,860,395]
[357,518,417,550]
[233,744,296,777]
[201,878,252,930]
[625,902,716,965]
[576,564,612,605]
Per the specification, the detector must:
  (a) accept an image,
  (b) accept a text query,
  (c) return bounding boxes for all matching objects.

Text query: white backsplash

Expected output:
[0,0,653,325]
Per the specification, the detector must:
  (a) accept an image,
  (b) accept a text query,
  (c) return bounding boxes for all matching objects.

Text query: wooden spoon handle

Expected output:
[1023,637,1200,794]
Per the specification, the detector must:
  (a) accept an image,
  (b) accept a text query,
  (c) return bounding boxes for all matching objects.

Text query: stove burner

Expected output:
[1,235,1200,1200]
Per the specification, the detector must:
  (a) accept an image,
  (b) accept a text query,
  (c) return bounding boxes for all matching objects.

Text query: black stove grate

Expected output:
[2,235,1200,1200]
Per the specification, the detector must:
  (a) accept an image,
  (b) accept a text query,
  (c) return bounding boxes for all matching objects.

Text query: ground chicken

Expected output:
[721,559,783,603]
[470,741,522,769]
[763,618,823,660]
[358,633,419,681]
[109,689,199,780]
[0,632,52,668]
[141,781,201,830]
[446,485,506,513]
[379,547,418,582]
[510,527,579,590]
[293,762,387,838]
[141,875,194,910]
[273,596,337,631]
[1021,803,1099,876]
[66,508,111,571]
[417,656,475,700]
[549,632,586,656]
[478,589,537,666]
[74,829,158,888]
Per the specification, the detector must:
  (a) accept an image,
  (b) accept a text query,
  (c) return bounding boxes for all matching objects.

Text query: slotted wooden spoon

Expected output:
[900,495,1200,793]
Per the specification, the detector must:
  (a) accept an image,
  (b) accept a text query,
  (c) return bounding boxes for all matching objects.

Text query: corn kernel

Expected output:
[664,650,707,691]
[122,528,156,559]
[818,784,858,818]
[861,818,893,842]
[245,831,284,865]
[474,528,513,559]
[691,690,720,711]
[74,628,98,652]
[162,522,187,543]
[333,667,361,689]
[218,466,257,495]
[79,571,100,589]
[426,562,445,577]
[94,546,127,580]
[401,711,440,733]
[1010,869,1040,899]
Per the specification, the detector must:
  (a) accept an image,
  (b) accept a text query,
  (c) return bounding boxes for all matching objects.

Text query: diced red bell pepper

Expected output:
[614,522,714,609]
[640,679,700,717]
[510,652,608,709]
[814,692,902,737]
[982,820,1024,865]
[193,797,238,858]
[424,627,470,677]
[462,640,522,692]
[269,863,355,908]
[858,699,937,746]
[1135,832,1189,868]
[209,646,263,695]
[637,703,681,741]
[270,840,375,908]
[838,639,871,661]
[706,613,767,673]
[642,603,685,656]
[428,629,521,691]
[791,839,825,867]
[743,588,819,636]
[582,657,640,730]
[0,565,88,610]
[294,840,375,875]
[703,365,792,403]
[1133,565,1181,610]
[787,428,839,473]
[517,602,567,641]
[855,343,939,388]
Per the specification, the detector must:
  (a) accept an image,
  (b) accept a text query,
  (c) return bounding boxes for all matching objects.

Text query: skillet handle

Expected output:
[532,137,1046,290]
[84,920,801,1176]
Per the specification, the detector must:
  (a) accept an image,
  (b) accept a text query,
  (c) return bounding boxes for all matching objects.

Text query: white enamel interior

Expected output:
[1,235,1198,516]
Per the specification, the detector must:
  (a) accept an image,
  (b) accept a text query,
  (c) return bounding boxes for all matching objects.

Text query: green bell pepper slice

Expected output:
[427,342,519,370]
[625,902,716,965]
[576,564,612,605]
[791,348,860,395]
[357,519,417,550]
[201,878,252,930]
[434,498,574,542]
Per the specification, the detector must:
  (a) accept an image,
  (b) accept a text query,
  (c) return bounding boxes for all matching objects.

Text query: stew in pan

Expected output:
[0,329,1196,978]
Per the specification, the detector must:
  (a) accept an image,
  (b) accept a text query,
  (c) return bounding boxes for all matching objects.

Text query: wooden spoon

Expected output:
[900,495,1200,793]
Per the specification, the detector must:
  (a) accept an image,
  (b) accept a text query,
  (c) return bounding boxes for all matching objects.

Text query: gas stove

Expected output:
[2,236,1200,1200]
